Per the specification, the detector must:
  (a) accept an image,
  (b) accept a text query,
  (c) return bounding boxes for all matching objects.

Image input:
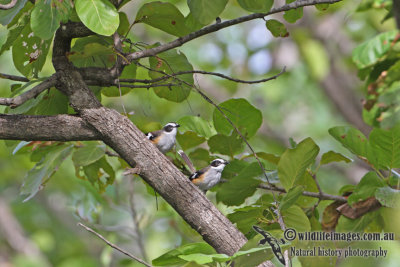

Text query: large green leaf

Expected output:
[328,126,369,158]
[75,0,119,36]
[237,0,274,13]
[375,186,400,209]
[177,131,205,150]
[177,116,216,138]
[20,144,73,202]
[213,98,262,138]
[208,133,244,157]
[352,30,397,69]
[72,142,106,167]
[188,0,228,25]
[279,185,304,211]
[152,243,216,266]
[320,150,352,165]
[369,124,400,169]
[149,49,193,102]
[136,1,190,37]
[12,23,52,78]
[216,162,262,206]
[277,138,320,191]
[347,172,385,205]
[83,156,115,193]
[281,205,311,232]
[227,206,266,234]
[31,0,61,40]
[33,89,68,115]
[69,36,115,68]
[0,0,28,26]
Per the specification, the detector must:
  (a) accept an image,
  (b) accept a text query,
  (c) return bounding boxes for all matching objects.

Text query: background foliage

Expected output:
[0,0,400,266]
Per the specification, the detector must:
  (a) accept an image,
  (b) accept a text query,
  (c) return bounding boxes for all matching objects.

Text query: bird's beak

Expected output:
[176,124,180,128]
[224,160,229,165]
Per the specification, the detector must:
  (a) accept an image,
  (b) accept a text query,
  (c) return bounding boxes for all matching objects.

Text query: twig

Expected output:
[0,75,57,108]
[125,0,342,62]
[0,72,29,82]
[0,0,17,10]
[308,171,324,209]
[118,83,178,89]
[258,184,347,202]
[120,67,286,85]
[77,223,152,267]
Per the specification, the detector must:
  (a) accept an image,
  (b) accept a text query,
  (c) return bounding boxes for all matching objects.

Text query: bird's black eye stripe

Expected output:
[211,160,221,167]
[164,125,174,132]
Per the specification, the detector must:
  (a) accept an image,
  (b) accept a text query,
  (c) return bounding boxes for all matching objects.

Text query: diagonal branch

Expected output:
[0,75,57,108]
[0,0,17,10]
[78,223,152,267]
[125,0,342,62]
[120,67,286,85]
[0,72,29,82]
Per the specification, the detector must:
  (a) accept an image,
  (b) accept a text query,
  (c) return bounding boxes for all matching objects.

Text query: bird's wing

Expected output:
[189,166,209,182]
[146,130,162,143]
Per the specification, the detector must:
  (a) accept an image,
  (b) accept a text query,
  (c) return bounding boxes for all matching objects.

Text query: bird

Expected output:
[146,122,180,154]
[189,159,229,192]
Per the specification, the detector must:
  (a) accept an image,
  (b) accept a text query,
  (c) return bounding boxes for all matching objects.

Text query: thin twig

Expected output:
[258,184,347,202]
[77,223,152,267]
[125,0,342,62]
[120,67,286,85]
[0,72,29,82]
[118,83,178,89]
[0,75,57,108]
[308,170,324,209]
[0,0,17,10]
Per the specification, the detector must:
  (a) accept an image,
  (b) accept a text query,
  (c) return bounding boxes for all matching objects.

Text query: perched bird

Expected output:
[146,122,180,154]
[189,159,229,192]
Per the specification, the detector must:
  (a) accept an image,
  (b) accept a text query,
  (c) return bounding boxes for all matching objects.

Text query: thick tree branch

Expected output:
[78,223,152,267]
[258,184,347,202]
[0,75,57,108]
[125,0,342,62]
[0,114,99,141]
[0,0,17,10]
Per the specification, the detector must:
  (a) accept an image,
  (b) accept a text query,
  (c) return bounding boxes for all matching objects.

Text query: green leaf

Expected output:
[281,205,311,232]
[189,148,212,169]
[184,12,206,32]
[12,23,52,78]
[221,159,250,179]
[33,89,68,115]
[216,162,262,206]
[152,243,215,266]
[237,0,274,13]
[320,151,352,165]
[347,172,385,205]
[315,3,329,11]
[208,133,244,157]
[227,206,265,234]
[75,0,119,36]
[136,1,190,37]
[178,253,229,264]
[117,11,130,35]
[213,98,262,138]
[72,142,106,167]
[0,0,28,26]
[188,0,228,25]
[0,6,30,55]
[31,0,61,40]
[242,152,280,166]
[265,19,289,37]
[149,49,193,102]
[83,156,115,193]
[177,131,206,150]
[369,124,400,169]
[177,116,216,138]
[277,137,320,191]
[328,126,369,158]
[375,187,400,208]
[336,210,379,232]
[69,36,115,68]
[352,30,397,69]
[21,144,73,202]
[283,0,303,23]
[279,186,304,211]
[295,172,318,208]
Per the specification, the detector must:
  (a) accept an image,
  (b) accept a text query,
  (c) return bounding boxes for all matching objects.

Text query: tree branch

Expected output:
[393,0,400,29]
[258,184,347,202]
[125,0,342,62]
[0,0,17,10]
[0,114,99,141]
[78,223,152,267]
[0,75,57,108]
[0,72,29,82]
[120,67,286,85]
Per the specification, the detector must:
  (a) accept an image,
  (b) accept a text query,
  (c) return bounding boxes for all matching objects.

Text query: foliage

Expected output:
[0,0,400,266]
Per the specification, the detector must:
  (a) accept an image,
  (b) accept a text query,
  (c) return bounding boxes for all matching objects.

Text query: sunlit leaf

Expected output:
[265,19,289,37]
[187,0,228,25]
[320,151,352,165]
[375,186,400,209]
[72,142,106,167]
[237,0,273,13]
[347,172,385,205]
